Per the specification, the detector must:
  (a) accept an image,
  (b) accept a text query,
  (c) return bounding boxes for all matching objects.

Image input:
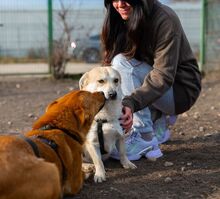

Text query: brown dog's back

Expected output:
[0,135,61,199]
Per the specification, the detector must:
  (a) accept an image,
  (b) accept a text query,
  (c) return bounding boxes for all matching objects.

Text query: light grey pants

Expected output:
[112,54,175,134]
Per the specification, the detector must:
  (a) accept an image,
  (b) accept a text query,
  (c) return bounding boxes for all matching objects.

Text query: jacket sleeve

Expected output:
[122,15,182,113]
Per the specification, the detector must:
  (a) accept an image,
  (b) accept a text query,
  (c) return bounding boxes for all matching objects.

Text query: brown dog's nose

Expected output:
[99,91,106,99]
[93,91,105,100]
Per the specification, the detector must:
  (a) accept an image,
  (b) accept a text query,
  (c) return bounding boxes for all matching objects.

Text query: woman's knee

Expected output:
[112,54,126,65]
[112,54,133,71]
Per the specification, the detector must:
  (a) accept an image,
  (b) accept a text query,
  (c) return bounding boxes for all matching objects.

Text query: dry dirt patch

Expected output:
[0,71,219,199]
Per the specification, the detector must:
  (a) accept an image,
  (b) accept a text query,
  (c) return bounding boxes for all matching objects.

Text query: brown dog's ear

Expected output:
[79,72,89,90]
[45,101,57,112]
[45,91,75,112]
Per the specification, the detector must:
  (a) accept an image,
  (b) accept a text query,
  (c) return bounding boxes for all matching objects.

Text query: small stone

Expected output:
[7,121,12,125]
[28,113,34,118]
[181,167,186,172]
[16,84,20,88]
[187,162,192,166]
[182,113,188,118]
[164,177,173,183]
[193,112,200,119]
[204,133,212,137]
[199,127,204,132]
[211,106,215,110]
[110,187,118,191]
[164,161,174,167]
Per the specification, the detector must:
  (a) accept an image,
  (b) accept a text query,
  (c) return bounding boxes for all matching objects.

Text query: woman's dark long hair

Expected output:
[102,0,154,65]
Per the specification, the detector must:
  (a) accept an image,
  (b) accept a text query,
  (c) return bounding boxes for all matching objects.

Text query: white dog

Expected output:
[79,66,136,183]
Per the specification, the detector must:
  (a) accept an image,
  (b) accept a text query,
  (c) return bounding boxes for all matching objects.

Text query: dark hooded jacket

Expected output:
[120,0,201,114]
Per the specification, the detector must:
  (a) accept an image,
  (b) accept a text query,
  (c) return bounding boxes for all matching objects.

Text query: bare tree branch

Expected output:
[51,0,73,79]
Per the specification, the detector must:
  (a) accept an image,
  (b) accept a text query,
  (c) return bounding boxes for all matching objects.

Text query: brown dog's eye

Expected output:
[98,79,104,84]
[114,78,119,83]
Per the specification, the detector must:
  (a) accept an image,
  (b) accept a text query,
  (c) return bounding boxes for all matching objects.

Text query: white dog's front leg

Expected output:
[117,137,137,169]
[85,142,106,183]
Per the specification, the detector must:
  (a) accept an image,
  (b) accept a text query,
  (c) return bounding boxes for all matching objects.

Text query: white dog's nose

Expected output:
[108,91,117,100]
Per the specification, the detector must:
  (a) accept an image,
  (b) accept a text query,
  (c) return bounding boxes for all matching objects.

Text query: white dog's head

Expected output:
[79,66,122,100]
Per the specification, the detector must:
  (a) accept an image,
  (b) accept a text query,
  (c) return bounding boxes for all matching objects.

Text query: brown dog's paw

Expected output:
[82,163,95,180]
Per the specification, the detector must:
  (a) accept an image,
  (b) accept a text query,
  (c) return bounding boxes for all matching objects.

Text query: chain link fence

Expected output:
[204,0,220,71]
[170,2,201,61]
[0,0,103,75]
[2,1,217,75]
[0,1,49,59]
[0,0,49,74]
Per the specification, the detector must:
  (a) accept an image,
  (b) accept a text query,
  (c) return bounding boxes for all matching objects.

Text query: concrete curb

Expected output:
[0,62,98,75]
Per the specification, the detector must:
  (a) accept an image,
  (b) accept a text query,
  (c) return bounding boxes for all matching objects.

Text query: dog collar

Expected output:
[39,124,83,145]
[95,119,108,155]
[20,135,40,157]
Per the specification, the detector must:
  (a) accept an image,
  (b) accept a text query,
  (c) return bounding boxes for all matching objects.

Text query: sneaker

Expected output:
[144,136,163,160]
[154,115,177,144]
[154,127,171,144]
[167,115,177,126]
[110,132,163,161]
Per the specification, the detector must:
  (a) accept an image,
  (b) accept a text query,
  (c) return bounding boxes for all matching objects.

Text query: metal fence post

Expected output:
[48,0,53,73]
[200,0,206,71]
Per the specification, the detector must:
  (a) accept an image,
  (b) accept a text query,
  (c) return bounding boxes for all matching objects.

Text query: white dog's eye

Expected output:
[98,79,105,84]
[114,78,119,84]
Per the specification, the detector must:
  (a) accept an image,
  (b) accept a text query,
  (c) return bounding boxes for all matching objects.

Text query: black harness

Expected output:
[22,125,82,183]
[21,136,41,157]
[96,119,108,155]
[39,124,83,145]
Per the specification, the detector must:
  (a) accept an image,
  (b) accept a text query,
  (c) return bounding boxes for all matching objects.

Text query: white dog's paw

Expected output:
[94,171,106,183]
[122,160,137,169]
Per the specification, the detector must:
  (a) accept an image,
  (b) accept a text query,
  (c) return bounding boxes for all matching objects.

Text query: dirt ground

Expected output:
[0,70,219,199]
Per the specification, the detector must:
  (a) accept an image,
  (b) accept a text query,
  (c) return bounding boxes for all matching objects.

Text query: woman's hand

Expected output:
[119,106,133,132]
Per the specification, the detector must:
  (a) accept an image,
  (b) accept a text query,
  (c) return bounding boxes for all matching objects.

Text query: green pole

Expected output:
[48,0,53,73]
[200,0,206,71]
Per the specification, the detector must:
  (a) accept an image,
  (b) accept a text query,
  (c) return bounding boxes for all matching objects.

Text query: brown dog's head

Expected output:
[33,90,105,138]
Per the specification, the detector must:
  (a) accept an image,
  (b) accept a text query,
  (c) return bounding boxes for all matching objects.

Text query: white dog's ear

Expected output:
[79,72,89,90]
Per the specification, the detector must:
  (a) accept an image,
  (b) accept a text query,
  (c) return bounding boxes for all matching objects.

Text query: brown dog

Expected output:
[0,90,105,199]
